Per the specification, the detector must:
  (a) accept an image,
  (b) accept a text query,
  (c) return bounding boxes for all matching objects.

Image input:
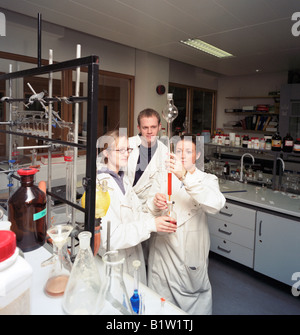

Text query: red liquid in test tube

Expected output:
[168,172,172,196]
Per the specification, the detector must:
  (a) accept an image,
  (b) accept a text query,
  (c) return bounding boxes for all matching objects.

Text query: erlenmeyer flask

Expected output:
[100,250,133,315]
[62,231,103,315]
[43,224,73,298]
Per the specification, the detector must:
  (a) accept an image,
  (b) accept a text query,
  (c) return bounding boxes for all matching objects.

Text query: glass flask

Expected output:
[130,260,141,314]
[8,168,47,252]
[100,250,133,315]
[62,231,103,315]
[43,224,73,298]
[158,201,177,237]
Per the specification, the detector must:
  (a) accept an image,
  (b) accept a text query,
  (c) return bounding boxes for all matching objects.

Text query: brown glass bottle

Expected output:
[8,168,47,252]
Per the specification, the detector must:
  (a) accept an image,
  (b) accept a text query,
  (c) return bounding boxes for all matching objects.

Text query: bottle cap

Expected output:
[0,231,16,262]
[17,168,38,176]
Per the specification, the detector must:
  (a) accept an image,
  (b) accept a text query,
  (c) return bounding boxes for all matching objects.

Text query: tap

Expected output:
[276,157,285,172]
[239,153,255,182]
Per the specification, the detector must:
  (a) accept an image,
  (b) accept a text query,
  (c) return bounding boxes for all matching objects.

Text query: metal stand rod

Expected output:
[47,49,53,231]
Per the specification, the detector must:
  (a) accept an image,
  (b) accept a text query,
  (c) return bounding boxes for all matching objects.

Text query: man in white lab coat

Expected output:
[147,134,226,315]
[127,109,169,264]
[127,108,168,210]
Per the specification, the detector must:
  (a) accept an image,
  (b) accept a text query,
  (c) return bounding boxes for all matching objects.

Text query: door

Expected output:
[254,211,300,286]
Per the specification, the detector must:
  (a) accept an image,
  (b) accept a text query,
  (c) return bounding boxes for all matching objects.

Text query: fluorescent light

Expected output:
[180,39,233,58]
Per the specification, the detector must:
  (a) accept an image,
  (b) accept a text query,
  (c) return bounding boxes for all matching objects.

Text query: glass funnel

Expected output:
[100,250,133,315]
[43,224,73,298]
[62,231,103,315]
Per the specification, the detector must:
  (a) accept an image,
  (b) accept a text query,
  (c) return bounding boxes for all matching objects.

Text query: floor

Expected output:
[208,252,300,315]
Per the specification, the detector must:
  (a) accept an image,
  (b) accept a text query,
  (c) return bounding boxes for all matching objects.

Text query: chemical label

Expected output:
[33,208,47,221]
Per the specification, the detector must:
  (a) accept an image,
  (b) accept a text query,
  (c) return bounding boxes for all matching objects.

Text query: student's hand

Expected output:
[154,193,167,210]
[155,216,177,233]
[166,153,187,181]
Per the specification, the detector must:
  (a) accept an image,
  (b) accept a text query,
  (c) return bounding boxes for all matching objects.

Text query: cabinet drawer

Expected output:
[208,217,255,249]
[210,235,254,268]
[208,202,256,230]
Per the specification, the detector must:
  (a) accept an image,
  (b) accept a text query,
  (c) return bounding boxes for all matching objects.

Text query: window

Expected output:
[169,83,216,135]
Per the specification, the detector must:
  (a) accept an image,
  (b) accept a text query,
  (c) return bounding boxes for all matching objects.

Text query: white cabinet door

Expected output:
[254,211,300,286]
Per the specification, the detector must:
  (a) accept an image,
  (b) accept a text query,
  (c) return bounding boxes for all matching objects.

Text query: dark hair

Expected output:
[137,108,161,126]
[173,133,201,153]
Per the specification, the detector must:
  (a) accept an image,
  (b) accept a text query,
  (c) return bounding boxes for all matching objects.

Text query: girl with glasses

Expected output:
[96,129,177,284]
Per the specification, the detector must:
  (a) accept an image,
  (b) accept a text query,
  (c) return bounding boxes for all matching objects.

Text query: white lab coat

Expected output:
[147,169,226,315]
[97,166,157,285]
[127,135,168,211]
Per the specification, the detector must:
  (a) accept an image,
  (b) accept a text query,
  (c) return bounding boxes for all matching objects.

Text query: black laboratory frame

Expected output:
[0,55,99,251]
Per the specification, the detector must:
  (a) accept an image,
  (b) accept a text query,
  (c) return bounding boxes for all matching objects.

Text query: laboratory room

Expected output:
[0,0,300,319]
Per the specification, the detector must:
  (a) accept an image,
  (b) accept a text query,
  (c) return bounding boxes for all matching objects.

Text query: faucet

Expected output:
[276,157,285,190]
[276,157,285,172]
[239,153,255,182]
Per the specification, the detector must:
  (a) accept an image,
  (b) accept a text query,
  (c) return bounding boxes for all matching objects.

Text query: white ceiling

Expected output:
[1,0,300,76]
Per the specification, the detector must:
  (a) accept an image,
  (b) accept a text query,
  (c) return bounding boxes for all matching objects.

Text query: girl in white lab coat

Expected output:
[147,134,226,314]
[96,130,177,284]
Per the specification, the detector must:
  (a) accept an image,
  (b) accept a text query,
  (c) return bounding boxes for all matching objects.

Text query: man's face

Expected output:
[137,116,161,147]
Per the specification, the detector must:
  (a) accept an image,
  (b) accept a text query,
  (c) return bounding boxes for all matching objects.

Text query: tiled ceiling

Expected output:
[1,0,300,76]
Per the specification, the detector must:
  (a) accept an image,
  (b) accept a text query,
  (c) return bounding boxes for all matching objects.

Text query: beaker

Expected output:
[100,250,133,315]
[62,231,103,315]
[43,224,73,298]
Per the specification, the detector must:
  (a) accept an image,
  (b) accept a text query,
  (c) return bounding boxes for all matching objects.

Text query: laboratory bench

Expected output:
[24,245,187,315]
[208,179,300,287]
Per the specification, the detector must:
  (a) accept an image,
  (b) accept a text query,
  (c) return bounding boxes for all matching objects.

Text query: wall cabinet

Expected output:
[254,211,300,286]
[207,202,256,268]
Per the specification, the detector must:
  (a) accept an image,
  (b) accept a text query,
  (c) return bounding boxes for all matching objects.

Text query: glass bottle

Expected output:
[8,168,47,252]
[100,250,133,315]
[62,231,103,315]
[282,133,294,152]
[223,162,230,176]
[272,132,282,151]
[43,224,73,298]
[130,260,141,314]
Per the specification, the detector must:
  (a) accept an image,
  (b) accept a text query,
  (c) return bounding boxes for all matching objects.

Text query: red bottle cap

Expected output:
[17,168,38,176]
[0,231,16,262]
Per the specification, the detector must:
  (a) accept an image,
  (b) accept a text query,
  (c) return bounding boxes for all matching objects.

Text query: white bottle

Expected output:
[0,231,32,315]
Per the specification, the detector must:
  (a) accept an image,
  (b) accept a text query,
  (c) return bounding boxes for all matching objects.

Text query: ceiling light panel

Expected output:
[180,39,234,58]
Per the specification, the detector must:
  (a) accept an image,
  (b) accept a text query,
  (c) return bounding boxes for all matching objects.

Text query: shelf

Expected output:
[223,127,277,134]
[224,111,279,116]
[226,96,280,100]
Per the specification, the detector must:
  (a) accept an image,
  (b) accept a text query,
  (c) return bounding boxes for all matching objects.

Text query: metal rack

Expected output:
[0,54,99,256]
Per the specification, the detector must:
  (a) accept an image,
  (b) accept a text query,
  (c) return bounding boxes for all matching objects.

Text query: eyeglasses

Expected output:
[109,148,133,154]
